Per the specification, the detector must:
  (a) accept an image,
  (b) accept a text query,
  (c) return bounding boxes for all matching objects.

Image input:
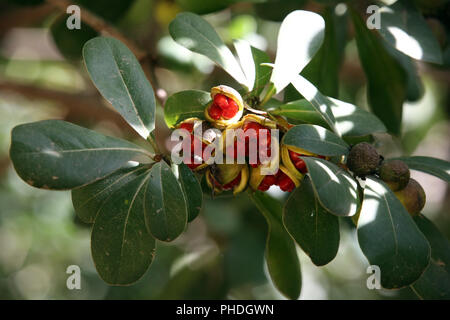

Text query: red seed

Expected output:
[222,100,239,119]
[208,103,222,120]
[179,122,194,133]
[214,94,229,110]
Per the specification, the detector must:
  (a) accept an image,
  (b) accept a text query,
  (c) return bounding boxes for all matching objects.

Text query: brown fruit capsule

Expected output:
[379,159,410,191]
[346,142,380,177]
[394,178,426,216]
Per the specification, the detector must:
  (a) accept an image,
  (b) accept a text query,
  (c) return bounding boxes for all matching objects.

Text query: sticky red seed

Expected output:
[208,103,222,120]
[214,94,229,110]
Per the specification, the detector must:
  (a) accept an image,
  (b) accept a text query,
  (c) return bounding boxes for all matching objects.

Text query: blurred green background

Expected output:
[0,0,449,299]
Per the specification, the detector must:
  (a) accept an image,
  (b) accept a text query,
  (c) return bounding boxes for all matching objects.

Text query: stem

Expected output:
[147,133,161,155]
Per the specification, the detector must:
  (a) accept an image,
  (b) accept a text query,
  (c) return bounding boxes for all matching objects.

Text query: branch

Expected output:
[0,81,140,138]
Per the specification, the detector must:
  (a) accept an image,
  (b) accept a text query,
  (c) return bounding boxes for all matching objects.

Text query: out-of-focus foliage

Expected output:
[1,0,450,299]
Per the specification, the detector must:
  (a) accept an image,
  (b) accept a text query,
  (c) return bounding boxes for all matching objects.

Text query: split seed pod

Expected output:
[204,85,244,129]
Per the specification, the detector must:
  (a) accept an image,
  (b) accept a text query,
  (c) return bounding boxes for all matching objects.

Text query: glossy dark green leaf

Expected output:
[283,177,339,266]
[83,37,156,139]
[392,156,450,183]
[176,163,203,222]
[357,177,430,289]
[50,16,97,61]
[144,161,188,242]
[254,0,307,22]
[10,120,151,190]
[164,90,210,128]
[273,98,387,137]
[384,43,424,102]
[351,9,407,135]
[378,1,443,64]
[72,165,149,223]
[234,40,272,95]
[76,0,135,22]
[302,157,360,217]
[290,75,338,135]
[91,170,156,285]
[411,214,450,299]
[176,0,230,15]
[169,12,247,87]
[249,191,301,300]
[282,124,349,156]
[301,7,343,98]
[271,99,328,127]
[271,10,325,94]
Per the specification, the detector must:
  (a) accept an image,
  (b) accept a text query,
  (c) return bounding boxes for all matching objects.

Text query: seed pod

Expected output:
[204,85,244,129]
[176,118,211,171]
[205,164,249,195]
[379,159,410,191]
[394,178,426,216]
[249,164,300,192]
[281,144,326,179]
[220,114,278,166]
[346,142,380,177]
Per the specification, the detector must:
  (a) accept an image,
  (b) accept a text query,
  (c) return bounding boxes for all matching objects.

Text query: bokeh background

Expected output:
[0,0,449,299]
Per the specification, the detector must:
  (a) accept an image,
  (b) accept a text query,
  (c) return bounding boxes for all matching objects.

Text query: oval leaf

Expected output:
[282,124,349,156]
[169,12,247,87]
[411,215,450,299]
[10,120,151,190]
[164,90,210,128]
[274,98,387,137]
[144,161,188,242]
[351,9,407,135]
[83,37,156,139]
[91,171,156,285]
[250,191,302,300]
[290,75,338,135]
[357,177,430,289]
[392,156,450,183]
[379,1,442,64]
[283,177,340,266]
[72,165,148,223]
[177,163,203,222]
[271,10,325,93]
[302,157,360,217]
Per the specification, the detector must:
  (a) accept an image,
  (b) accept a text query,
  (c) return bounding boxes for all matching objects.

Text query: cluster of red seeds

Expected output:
[208,93,240,120]
[258,170,296,192]
[179,122,209,170]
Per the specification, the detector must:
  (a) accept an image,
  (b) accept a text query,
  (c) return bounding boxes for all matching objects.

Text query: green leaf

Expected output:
[91,170,156,285]
[392,156,450,183]
[169,12,248,87]
[283,177,339,266]
[10,120,151,190]
[251,46,272,97]
[234,40,272,95]
[290,75,338,134]
[271,99,328,127]
[301,7,344,98]
[357,177,430,289]
[50,16,97,61]
[351,9,407,135]
[282,124,349,156]
[176,163,203,222]
[273,98,387,137]
[164,90,210,128]
[144,161,188,242]
[249,191,301,300]
[302,157,360,217]
[378,1,443,64]
[83,37,156,139]
[72,165,148,223]
[271,10,325,94]
[411,215,450,299]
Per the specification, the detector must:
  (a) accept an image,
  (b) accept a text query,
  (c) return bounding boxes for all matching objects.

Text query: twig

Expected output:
[45,0,147,60]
